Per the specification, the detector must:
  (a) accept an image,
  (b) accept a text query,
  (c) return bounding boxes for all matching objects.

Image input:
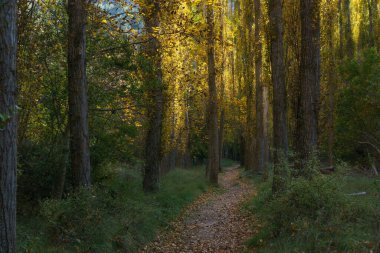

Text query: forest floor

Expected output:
[141,165,257,253]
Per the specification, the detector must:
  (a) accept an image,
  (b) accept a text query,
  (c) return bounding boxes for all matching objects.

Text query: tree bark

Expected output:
[268,0,288,192]
[254,0,269,174]
[184,108,192,168]
[67,0,91,188]
[326,9,336,167]
[343,0,354,57]
[296,0,321,170]
[206,2,219,184]
[367,0,376,47]
[219,109,225,171]
[243,0,255,172]
[142,1,164,193]
[338,0,344,58]
[219,0,225,172]
[52,131,70,199]
[0,1,18,251]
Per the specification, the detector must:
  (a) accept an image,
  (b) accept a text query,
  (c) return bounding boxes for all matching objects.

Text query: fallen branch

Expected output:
[371,163,379,176]
[347,192,367,196]
[359,141,380,155]
[319,166,335,174]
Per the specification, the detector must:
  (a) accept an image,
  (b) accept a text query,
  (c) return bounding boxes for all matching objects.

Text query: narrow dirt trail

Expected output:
[141,166,256,253]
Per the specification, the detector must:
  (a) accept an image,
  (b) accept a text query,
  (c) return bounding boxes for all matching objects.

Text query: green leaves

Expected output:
[0,113,12,130]
[336,48,380,161]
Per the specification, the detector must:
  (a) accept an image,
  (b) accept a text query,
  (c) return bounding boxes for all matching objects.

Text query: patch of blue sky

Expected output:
[98,0,143,32]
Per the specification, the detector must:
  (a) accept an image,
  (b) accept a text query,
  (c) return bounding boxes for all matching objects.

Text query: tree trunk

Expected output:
[338,0,344,58]
[240,133,245,166]
[67,0,91,188]
[326,10,336,167]
[52,131,70,199]
[268,0,289,192]
[244,0,255,172]
[254,0,269,174]
[206,2,219,185]
[142,1,164,193]
[219,110,225,171]
[0,1,18,251]
[219,1,225,172]
[296,0,321,170]
[343,0,354,57]
[367,0,376,47]
[184,109,192,168]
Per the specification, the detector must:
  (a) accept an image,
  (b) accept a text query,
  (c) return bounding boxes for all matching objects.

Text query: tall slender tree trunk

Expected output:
[219,0,225,172]
[327,9,336,167]
[244,0,255,171]
[338,0,344,58]
[0,1,18,251]
[268,0,288,192]
[206,2,219,184]
[367,0,376,47]
[296,0,321,170]
[219,109,225,171]
[67,0,91,188]
[142,1,164,192]
[168,108,176,171]
[52,130,69,199]
[235,0,245,166]
[184,108,192,168]
[285,0,301,150]
[255,0,269,174]
[343,0,354,57]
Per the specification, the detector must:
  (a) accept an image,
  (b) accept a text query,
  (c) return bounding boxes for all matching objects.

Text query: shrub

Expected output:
[249,169,380,252]
[336,48,380,165]
[19,166,207,253]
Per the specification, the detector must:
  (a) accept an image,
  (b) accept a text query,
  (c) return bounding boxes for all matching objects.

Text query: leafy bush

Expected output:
[248,168,380,252]
[18,138,68,205]
[337,48,380,164]
[19,166,207,253]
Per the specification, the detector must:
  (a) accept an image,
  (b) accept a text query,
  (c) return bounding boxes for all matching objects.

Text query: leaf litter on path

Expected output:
[141,166,257,253]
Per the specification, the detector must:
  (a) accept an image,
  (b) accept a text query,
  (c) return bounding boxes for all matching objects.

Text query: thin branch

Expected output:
[359,141,380,155]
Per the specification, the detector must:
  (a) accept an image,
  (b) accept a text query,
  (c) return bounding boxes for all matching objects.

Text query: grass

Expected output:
[246,167,380,253]
[17,165,208,253]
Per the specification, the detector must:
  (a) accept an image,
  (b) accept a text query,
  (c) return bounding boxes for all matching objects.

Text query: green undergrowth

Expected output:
[246,166,380,253]
[18,165,208,253]
[220,159,238,169]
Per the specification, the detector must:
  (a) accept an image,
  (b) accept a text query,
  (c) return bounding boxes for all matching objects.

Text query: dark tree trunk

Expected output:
[240,133,245,166]
[296,0,321,170]
[0,1,18,251]
[244,0,255,172]
[219,3,225,172]
[343,0,354,57]
[268,0,289,192]
[338,0,344,58]
[254,0,269,174]
[52,131,70,199]
[284,0,301,150]
[206,3,219,184]
[326,10,336,167]
[367,0,376,47]
[67,0,91,188]
[184,103,192,168]
[219,109,225,172]
[142,1,164,193]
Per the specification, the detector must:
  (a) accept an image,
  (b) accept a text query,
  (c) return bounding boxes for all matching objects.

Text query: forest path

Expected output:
[141,165,257,253]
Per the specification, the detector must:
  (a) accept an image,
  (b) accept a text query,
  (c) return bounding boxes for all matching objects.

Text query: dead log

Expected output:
[319,166,335,174]
[347,192,367,196]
